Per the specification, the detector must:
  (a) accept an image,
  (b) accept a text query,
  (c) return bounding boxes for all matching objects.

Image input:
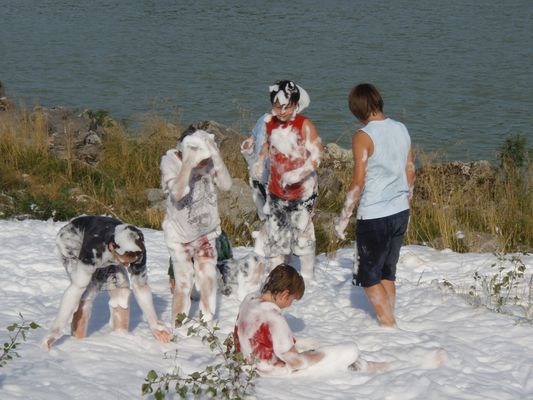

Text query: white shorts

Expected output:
[264,194,316,257]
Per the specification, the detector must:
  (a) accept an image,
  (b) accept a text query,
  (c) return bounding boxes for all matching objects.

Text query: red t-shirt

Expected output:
[266,114,308,200]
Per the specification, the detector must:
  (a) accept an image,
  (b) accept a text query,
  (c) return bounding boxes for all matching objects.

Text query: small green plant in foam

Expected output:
[142,313,258,399]
[438,253,532,322]
[1,313,40,367]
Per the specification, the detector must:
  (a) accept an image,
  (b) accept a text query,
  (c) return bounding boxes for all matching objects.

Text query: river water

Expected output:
[2,0,532,161]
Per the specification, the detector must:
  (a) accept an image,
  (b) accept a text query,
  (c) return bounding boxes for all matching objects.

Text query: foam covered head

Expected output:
[113,224,143,255]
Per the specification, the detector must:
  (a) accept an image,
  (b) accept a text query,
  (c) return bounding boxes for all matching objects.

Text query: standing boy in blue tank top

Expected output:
[334,83,415,327]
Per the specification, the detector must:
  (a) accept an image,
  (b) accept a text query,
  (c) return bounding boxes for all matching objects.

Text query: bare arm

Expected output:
[251,141,269,181]
[130,274,171,343]
[334,130,373,239]
[206,139,232,191]
[240,136,255,167]
[42,263,93,349]
[281,345,325,371]
[405,145,415,200]
[281,119,323,186]
[161,150,195,202]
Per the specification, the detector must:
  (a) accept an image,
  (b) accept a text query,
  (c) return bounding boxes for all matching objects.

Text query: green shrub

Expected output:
[1,314,40,367]
[142,313,257,399]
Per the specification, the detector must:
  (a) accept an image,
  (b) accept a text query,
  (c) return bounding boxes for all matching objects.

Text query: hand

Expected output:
[206,138,224,164]
[42,329,61,350]
[151,322,172,343]
[334,217,348,240]
[241,137,254,153]
[181,145,200,167]
[182,136,212,166]
[206,137,219,155]
[281,170,301,187]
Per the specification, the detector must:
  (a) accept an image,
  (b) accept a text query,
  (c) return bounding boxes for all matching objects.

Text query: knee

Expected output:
[109,288,131,309]
[197,259,217,278]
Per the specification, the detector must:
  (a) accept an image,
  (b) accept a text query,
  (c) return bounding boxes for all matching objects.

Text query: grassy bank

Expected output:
[0,106,531,253]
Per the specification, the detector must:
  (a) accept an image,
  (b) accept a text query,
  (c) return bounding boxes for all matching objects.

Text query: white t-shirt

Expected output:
[160,149,220,243]
[234,294,294,374]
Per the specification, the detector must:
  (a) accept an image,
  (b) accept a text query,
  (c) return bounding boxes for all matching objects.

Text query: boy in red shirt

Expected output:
[253,81,323,280]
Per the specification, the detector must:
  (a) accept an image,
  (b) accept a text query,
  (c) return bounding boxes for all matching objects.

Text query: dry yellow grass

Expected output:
[0,105,531,252]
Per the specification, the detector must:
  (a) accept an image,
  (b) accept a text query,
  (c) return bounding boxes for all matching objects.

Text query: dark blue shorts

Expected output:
[355,209,409,287]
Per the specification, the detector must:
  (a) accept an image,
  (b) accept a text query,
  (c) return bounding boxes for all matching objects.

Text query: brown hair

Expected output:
[348,83,384,122]
[261,263,305,300]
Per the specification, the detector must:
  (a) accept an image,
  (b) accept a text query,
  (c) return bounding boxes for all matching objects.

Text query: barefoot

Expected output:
[348,359,389,372]
[418,348,447,369]
[41,328,62,350]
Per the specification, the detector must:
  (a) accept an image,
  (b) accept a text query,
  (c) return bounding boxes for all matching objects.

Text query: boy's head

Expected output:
[176,127,213,167]
[109,224,145,267]
[270,80,300,107]
[348,83,384,123]
[261,263,305,302]
[269,80,306,122]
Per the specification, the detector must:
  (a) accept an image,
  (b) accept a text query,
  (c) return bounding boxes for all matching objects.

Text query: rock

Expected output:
[218,178,257,221]
[323,143,353,164]
[32,106,106,165]
[145,188,166,204]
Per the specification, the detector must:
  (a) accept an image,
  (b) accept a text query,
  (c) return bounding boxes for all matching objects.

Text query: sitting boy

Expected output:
[43,215,171,349]
[234,264,388,376]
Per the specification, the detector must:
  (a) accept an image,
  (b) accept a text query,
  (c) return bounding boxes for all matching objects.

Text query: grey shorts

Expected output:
[264,194,316,257]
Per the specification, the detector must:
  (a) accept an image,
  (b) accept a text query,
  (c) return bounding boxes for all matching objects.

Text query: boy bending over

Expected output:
[43,215,171,349]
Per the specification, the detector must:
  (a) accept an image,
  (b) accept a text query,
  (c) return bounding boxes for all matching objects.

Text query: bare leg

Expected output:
[171,260,194,326]
[364,283,397,327]
[381,279,396,312]
[268,255,288,272]
[169,276,176,294]
[248,256,265,290]
[299,254,315,281]
[110,306,129,331]
[71,299,94,339]
[109,288,131,331]
[194,257,217,322]
[349,358,389,372]
[43,280,91,349]
[71,282,99,339]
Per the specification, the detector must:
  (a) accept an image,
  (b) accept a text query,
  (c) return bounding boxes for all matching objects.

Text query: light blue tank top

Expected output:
[357,118,411,220]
